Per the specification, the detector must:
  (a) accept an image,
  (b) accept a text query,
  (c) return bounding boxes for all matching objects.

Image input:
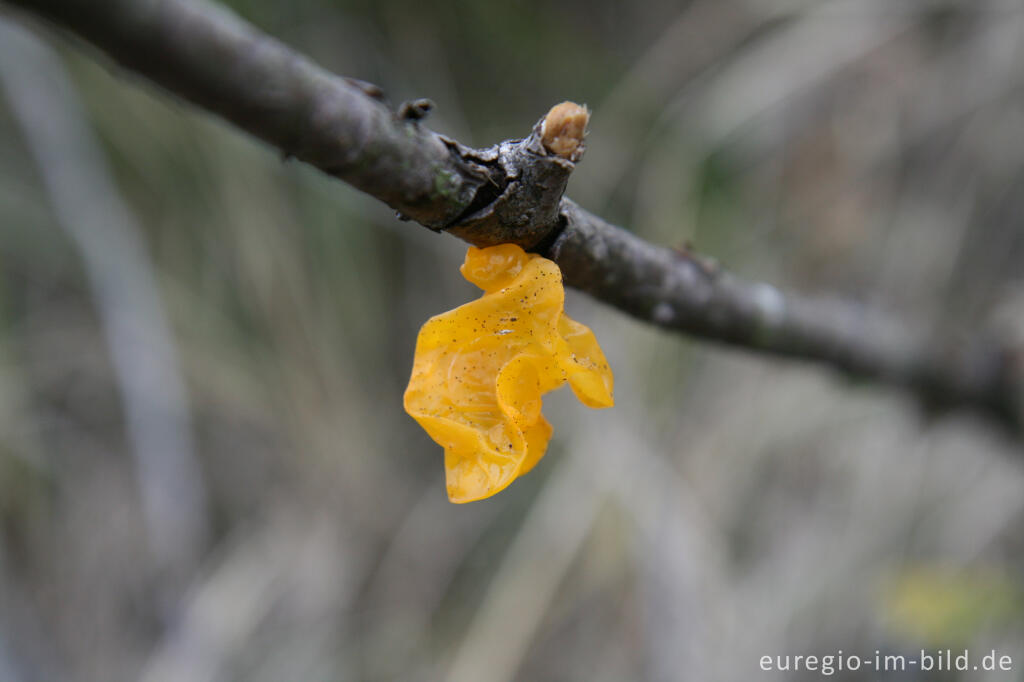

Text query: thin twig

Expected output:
[4,0,1021,435]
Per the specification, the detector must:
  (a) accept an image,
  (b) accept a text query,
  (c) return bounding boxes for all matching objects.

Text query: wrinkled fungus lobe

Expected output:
[404,244,614,503]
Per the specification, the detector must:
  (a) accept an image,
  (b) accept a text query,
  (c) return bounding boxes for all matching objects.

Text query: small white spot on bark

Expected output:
[753,284,785,325]
[652,302,675,324]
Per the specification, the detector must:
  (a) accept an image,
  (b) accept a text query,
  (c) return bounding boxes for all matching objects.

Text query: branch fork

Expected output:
[442,102,588,249]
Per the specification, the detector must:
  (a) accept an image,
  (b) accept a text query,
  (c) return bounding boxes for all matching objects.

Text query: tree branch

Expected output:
[5,0,1022,435]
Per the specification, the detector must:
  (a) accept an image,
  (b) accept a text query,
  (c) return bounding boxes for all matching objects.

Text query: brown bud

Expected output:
[540,101,589,160]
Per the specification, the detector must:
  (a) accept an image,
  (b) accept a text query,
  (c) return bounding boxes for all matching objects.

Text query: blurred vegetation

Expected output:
[1,0,1024,680]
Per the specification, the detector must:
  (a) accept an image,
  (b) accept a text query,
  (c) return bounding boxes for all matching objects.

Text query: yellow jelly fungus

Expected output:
[404,244,614,503]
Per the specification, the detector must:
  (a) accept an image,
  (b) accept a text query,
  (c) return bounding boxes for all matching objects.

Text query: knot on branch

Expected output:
[442,102,588,249]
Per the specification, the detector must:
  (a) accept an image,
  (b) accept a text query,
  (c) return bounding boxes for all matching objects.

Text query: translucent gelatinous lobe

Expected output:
[404,244,614,503]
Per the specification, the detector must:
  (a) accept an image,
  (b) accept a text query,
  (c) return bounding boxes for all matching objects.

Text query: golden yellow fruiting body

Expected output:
[404,244,614,503]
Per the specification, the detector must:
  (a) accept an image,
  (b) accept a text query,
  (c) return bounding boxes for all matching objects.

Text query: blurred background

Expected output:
[2,0,1024,679]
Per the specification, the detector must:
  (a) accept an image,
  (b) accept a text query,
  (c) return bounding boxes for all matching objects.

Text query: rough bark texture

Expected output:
[441,111,580,249]
[3,0,486,229]
[549,201,1019,428]
[4,0,1022,435]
